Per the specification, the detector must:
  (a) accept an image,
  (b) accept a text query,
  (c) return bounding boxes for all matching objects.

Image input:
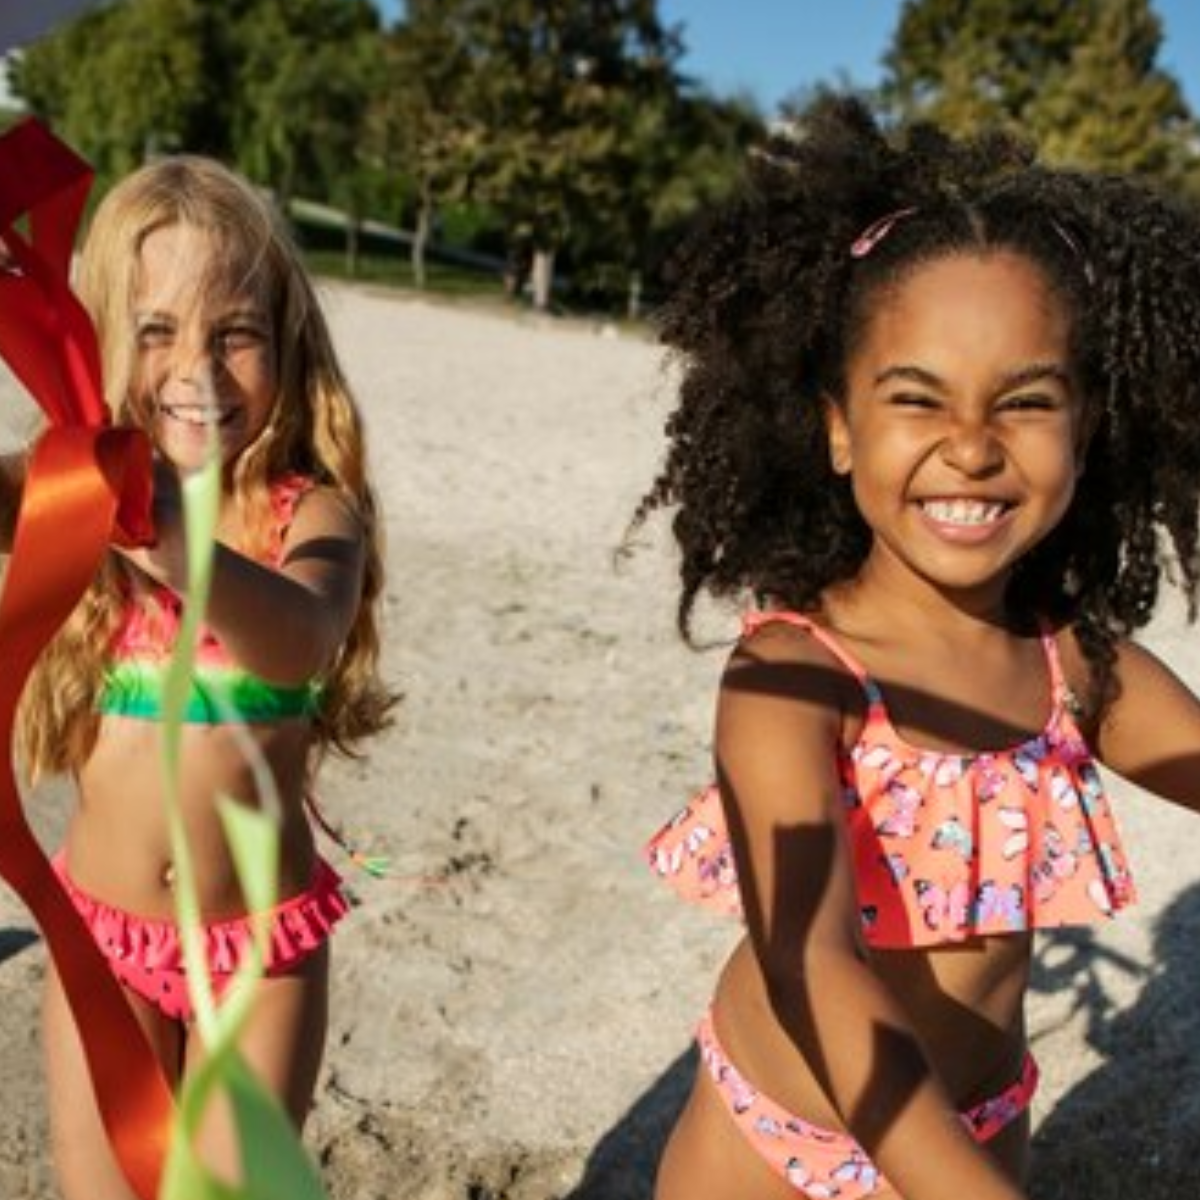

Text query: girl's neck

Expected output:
[827,557,1021,645]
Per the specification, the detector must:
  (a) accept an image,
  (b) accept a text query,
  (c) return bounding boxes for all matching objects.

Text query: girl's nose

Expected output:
[170,333,214,387]
[940,416,1004,476]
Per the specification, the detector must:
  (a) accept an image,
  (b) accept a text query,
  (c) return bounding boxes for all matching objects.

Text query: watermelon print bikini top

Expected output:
[98,474,323,725]
[646,610,1136,948]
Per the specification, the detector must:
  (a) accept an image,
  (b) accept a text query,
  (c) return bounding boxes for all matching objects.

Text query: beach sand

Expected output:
[0,283,1198,1198]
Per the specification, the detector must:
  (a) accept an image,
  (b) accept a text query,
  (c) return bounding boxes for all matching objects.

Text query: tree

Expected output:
[11,0,381,204]
[1029,0,1198,181]
[570,85,763,316]
[881,0,1199,188]
[883,0,1097,130]
[372,0,477,288]
[233,0,382,214]
[442,0,686,310]
[12,0,208,178]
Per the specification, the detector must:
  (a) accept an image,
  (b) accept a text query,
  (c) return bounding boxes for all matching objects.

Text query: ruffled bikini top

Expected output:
[646,610,1136,948]
[97,474,323,724]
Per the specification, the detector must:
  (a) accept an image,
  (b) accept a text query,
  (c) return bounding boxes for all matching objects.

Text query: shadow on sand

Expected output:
[564,1048,693,1200]
[1029,882,1200,1199]
[0,927,37,964]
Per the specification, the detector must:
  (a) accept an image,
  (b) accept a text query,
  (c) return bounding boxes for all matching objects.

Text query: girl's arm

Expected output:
[115,479,366,685]
[1092,638,1200,809]
[0,451,25,552]
[718,627,1027,1200]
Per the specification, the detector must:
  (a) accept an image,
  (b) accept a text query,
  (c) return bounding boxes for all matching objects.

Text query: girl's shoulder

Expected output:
[266,475,364,556]
[736,608,870,682]
[722,607,867,731]
[734,608,843,668]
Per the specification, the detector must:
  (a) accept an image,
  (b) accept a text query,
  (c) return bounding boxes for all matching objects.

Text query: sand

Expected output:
[0,282,1198,1198]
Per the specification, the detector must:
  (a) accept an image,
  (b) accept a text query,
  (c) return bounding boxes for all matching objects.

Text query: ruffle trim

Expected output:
[646,784,743,919]
[54,855,349,976]
[646,773,1136,947]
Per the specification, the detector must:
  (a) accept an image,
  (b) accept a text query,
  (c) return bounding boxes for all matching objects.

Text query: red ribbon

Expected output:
[0,119,171,1199]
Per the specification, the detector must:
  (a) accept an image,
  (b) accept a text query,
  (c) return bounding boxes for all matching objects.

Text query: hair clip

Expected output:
[850,207,919,258]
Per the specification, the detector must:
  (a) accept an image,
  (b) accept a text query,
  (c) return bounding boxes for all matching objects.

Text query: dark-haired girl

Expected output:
[641,96,1200,1199]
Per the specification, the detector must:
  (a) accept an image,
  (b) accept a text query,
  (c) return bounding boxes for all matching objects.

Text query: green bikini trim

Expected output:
[98,660,322,724]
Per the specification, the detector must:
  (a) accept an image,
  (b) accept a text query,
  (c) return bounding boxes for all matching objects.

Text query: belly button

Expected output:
[162,863,175,889]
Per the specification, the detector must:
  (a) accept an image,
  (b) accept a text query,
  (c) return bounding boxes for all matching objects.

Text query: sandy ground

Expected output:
[1,283,1199,1198]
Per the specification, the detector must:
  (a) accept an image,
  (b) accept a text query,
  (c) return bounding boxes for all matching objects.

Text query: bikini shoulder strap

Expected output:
[1038,623,1079,710]
[266,473,317,566]
[741,609,883,705]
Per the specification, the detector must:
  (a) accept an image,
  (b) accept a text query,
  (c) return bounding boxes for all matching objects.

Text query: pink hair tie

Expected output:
[850,206,919,258]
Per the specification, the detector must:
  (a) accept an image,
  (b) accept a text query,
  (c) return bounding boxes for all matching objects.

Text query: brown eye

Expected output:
[135,321,175,350]
[890,392,938,410]
[998,394,1056,413]
[213,325,266,355]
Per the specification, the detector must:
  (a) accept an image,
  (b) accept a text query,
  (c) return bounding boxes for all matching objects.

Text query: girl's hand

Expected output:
[111,460,188,592]
[0,450,28,552]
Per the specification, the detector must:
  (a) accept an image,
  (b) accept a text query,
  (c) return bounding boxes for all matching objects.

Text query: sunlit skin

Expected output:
[38,224,368,1198]
[827,252,1086,623]
[658,254,1087,1200]
[135,224,278,479]
[659,251,1200,1200]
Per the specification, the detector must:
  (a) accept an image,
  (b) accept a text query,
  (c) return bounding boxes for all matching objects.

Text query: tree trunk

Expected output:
[411,176,433,290]
[626,270,642,321]
[345,214,361,278]
[531,246,555,311]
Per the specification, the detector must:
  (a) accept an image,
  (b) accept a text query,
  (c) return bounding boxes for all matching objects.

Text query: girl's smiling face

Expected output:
[826,251,1086,610]
[133,223,277,475]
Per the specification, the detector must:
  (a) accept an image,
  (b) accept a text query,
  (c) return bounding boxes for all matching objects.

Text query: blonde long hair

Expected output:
[19,156,397,777]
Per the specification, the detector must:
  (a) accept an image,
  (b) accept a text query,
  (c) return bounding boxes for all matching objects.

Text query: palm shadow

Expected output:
[1029,883,1200,1198]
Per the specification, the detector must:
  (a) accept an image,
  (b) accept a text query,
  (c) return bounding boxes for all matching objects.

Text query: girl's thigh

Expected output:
[657,1066,823,1200]
[185,942,330,1179]
[42,960,183,1200]
[658,1061,1028,1200]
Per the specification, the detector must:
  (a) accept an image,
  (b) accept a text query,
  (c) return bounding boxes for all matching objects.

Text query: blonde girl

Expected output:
[3,156,395,1199]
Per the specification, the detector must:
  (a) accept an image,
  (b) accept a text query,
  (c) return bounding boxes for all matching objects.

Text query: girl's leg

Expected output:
[657,1061,1026,1200]
[184,943,330,1183]
[42,959,184,1200]
[656,1067,806,1200]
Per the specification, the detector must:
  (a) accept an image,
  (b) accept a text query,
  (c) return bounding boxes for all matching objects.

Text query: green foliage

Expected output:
[424,0,765,306]
[13,0,206,177]
[449,0,686,253]
[234,0,381,207]
[8,0,771,312]
[566,86,763,310]
[12,0,381,202]
[882,0,1200,189]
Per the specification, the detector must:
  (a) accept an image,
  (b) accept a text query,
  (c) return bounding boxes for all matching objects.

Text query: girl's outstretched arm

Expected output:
[718,625,1027,1200]
[115,477,366,685]
[1092,636,1200,812]
[0,451,24,552]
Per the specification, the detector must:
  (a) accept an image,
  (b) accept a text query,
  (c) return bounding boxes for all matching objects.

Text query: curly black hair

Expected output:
[634,95,1200,707]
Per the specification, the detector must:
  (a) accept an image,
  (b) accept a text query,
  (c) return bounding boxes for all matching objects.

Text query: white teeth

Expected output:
[922,499,1006,526]
[161,403,232,428]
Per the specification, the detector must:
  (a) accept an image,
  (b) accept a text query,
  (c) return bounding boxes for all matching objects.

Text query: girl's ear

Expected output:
[824,395,853,475]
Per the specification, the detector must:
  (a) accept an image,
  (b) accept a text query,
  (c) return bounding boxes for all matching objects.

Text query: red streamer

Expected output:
[0,118,171,1199]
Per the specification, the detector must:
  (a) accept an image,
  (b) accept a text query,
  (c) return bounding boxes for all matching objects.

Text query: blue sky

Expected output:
[655,0,1200,114]
[379,1,1200,116]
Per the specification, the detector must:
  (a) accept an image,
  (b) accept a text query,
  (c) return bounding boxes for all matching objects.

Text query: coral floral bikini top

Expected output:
[97,474,323,724]
[646,610,1136,948]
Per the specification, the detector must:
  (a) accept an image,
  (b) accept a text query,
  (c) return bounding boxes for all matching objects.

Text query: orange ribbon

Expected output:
[0,119,171,1199]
